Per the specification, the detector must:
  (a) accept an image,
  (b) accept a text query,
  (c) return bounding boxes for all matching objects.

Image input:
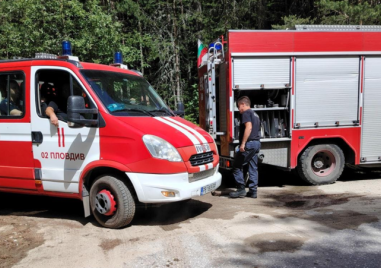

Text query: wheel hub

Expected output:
[95,190,117,216]
[311,150,337,177]
[313,157,325,169]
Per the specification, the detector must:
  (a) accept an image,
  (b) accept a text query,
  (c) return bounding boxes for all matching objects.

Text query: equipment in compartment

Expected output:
[234,89,290,140]
[234,118,240,138]
[261,110,288,138]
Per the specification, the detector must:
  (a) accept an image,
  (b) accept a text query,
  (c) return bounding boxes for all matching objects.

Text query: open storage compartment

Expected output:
[233,88,291,142]
[231,56,292,168]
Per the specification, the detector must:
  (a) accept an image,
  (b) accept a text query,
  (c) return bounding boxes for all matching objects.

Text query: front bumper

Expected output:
[126,167,222,203]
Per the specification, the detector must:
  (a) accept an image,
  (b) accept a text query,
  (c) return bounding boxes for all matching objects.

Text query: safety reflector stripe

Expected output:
[57,128,61,147]
[198,163,214,172]
[154,117,200,145]
[61,128,65,147]
[164,117,208,144]
[57,127,65,147]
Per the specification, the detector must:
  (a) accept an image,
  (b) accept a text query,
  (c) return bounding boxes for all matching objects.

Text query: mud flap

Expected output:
[82,183,91,217]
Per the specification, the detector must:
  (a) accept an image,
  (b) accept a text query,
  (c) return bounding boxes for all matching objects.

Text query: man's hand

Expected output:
[45,107,59,127]
[50,114,59,127]
[240,143,245,152]
[10,109,23,116]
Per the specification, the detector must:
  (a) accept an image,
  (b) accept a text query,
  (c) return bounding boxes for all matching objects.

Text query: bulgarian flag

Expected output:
[197,39,208,67]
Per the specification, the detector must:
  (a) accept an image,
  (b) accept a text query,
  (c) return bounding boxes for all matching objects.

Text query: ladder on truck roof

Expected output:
[295,25,381,31]
[206,42,225,139]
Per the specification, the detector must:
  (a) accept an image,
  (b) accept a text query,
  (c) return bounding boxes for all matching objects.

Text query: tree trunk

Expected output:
[173,0,181,106]
[138,18,144,76]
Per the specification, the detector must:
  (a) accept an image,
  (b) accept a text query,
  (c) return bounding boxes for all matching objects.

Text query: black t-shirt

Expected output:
[239,109,260,143]
[0,98,21,115]
[41,99,67,121]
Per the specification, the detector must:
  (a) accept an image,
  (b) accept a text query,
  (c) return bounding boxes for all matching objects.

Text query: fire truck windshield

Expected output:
[80,70,172,116]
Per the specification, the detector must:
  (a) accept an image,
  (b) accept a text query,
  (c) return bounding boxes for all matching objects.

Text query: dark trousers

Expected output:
[232,140,261,191]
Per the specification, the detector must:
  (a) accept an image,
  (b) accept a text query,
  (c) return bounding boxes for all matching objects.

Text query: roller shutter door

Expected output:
[295,56,359,128]
[233,57,290,89]
[361,57,381,162]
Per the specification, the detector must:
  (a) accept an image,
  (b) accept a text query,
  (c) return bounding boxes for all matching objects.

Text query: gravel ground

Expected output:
[1,167,381,268]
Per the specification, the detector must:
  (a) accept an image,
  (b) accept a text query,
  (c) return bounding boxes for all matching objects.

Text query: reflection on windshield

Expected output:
[80,70,173,116]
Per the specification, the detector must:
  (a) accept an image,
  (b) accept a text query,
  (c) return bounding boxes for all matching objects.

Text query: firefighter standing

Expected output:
[229,96,261,198]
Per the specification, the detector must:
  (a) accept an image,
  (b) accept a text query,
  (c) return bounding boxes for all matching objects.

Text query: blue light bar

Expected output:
[62,41,72,56]
[209,43,222,50]
[114,52,123,64]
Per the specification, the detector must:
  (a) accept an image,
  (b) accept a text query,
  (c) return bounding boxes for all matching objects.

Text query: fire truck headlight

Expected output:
[143,135,182,162]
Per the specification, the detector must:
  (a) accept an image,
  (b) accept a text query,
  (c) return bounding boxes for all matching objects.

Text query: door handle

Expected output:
[31,131,43,144]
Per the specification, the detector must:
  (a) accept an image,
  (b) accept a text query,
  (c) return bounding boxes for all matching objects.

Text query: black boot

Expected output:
[246,190,257,198]
[229,185,246,198]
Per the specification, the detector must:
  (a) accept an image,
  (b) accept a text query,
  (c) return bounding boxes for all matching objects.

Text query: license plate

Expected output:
[200,182,216,196]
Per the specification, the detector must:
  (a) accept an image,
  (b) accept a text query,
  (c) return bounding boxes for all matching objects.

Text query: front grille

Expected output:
[189,168,216,183]
[190,152,213,166]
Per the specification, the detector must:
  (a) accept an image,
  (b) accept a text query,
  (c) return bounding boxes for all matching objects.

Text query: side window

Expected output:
[36,69,96,122]
[0,72,25,118]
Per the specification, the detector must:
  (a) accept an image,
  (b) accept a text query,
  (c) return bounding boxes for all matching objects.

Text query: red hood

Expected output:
[114,116,214,148]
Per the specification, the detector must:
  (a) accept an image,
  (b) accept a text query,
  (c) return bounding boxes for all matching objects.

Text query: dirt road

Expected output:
[1,168,381,268]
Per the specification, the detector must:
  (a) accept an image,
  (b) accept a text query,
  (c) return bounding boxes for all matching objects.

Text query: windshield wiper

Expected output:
[149,107,175,116]
[110,108,155,117]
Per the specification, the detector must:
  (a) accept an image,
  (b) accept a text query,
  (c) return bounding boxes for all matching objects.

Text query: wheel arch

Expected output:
[79,160,137,197]
[295,137,356,168]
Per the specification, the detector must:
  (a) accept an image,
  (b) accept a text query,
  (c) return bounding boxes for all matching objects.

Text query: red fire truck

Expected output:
[0,42,221,229]
[198,25,381,185]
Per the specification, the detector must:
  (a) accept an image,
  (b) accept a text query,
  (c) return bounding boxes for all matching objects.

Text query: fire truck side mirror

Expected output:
[67,96,99,128]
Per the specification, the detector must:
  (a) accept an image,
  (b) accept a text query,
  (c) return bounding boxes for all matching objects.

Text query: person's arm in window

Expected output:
[10,109,22,116]
[45,104,59,127]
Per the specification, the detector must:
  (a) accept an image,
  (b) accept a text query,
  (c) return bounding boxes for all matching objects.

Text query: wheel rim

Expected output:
[95,189,117,216]
[311,150,336,177]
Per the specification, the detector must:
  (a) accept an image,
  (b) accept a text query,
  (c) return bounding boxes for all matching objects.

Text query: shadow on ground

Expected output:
[220,165,381,189]
[132,200,212,230]
[0,192,212,229]
[0,193,88,225]
[1,166,381,228]
[220,165,304,189]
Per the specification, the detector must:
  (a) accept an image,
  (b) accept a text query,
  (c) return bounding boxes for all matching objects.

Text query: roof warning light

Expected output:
[110,51,128,70]
[58,40,79,62]
[114,52,123,64]
[62,41,72,56]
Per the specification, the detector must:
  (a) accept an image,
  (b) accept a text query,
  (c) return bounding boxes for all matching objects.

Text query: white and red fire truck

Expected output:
[198,25,381,185]
[0,42,221,228]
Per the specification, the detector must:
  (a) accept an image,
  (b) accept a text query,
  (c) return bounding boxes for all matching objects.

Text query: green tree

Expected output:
[0,0,121,62]
[272,15,314,29]
[5,0,357,124]
[317,0,381,25]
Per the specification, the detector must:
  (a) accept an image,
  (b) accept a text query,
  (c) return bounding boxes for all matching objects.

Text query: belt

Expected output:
[247,139,259,142]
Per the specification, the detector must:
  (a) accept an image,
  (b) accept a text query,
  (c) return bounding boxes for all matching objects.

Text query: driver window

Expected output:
[36,69,95,123]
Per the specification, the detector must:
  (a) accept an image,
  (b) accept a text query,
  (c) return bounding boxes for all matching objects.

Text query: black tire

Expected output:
[297,144,345,185]
[90,175,135,229]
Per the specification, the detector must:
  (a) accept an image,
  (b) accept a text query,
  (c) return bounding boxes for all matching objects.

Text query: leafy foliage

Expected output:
[0,0,380,123]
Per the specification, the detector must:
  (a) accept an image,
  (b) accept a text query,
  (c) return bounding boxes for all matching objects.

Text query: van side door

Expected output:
[0,69,37,191]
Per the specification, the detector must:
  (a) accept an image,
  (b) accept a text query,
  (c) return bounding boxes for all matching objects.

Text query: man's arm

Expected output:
[9,109,22,116]
[45,106,59,127]
[240,121,252,152]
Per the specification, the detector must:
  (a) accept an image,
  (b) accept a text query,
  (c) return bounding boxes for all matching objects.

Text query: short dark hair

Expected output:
[9,80,19,91]
[237,96,251,107]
